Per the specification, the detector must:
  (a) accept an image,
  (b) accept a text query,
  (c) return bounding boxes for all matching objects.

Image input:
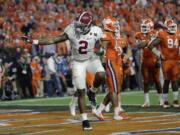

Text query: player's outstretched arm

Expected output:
[147,38,161,57]
[136,40,149,49]
[21,33,68,45]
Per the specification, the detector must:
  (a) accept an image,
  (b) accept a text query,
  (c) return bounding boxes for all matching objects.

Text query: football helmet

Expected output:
[141,19,154,34]
[102,16,120,33]
[164,19,177,34]
[74,11,93,35]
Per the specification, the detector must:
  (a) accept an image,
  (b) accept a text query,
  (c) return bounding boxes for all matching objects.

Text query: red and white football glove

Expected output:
[21,36,32,43]
[20,36,39,45]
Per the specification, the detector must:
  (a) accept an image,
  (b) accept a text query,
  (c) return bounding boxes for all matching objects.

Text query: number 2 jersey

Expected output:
[157,30,180,60]
[64,23,103,61]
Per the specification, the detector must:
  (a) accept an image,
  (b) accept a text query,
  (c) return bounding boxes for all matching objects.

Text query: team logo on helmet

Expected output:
[102,16,120,32]
[141,19,154,34]
[164,19,177,34]
[74,11,93,35]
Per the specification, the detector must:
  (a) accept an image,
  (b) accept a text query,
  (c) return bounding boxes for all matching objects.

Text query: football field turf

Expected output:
[0,90,179,135]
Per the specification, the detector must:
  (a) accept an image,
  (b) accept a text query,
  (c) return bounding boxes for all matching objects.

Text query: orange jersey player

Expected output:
[94,16,130,121]
[104,31,125,95]
[135,18,163,108]
[148,19,180,108]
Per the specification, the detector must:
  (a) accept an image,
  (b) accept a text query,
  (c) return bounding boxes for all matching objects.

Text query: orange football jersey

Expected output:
[102,31,127,63]
[157,30,180,60]
[135,30,157,61]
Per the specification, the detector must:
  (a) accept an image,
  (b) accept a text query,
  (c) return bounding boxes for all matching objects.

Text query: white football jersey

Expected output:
[64,23,103,61]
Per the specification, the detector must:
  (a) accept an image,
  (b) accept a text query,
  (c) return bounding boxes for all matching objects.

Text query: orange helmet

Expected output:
[164,19,177,34]
[141,19,154,34]
[102,16,120,33]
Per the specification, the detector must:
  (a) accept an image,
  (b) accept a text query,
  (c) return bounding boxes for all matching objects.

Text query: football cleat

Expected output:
[93,111,104,121]
[172,100,179,108]
[113,115,123,120]
[82,120,93,131]
[119,106,125,112]
[141,102,150,108]
[163,101,170,108]
[114,114,129,120]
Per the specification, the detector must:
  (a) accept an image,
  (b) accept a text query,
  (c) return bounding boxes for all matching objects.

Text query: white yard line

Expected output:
[135,118,180,123]
[110,127,180,135]
[132,113,180,120]
[0,123,10,126]
[25,129,65,135]
[159,121,180,125]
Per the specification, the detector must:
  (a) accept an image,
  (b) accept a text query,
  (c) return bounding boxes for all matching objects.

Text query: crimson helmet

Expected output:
[74,11,93,34]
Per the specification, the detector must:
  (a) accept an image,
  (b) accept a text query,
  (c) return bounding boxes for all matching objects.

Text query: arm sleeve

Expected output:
[64,24,73,38]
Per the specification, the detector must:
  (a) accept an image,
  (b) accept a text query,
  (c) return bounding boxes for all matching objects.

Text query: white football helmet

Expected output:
[164,19,177,34]
[141,19,154,34]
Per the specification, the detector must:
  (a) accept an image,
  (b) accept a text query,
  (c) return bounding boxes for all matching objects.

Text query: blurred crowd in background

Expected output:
[0,0,179,100]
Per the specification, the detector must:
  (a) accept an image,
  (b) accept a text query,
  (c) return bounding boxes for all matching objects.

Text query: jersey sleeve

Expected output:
[134,32,140,40]
[101,32,111,41]
[134,32,143,45]
[94,26,103,40]
[64,24,73,38]
[177,31,180,40]
[157,30,165,40]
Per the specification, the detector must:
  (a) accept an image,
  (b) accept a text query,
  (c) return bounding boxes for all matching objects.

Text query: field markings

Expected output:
[0,123,10,126]
[0,111,179,134]
[110,127,180,135]
[0,91,145,105]
[135,118,180,123]
[158,121,180,125]
[0,117,110,131]
[25,129,65,135]
[132,113,180,120]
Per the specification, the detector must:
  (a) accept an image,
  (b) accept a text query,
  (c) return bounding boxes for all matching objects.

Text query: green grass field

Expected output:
[0,90,179,112]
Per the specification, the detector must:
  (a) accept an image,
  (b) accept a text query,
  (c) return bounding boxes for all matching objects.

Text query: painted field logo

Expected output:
[111,127,180,135]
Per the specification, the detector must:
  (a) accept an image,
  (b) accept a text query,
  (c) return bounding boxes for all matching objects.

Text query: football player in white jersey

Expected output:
[21,11,105,131]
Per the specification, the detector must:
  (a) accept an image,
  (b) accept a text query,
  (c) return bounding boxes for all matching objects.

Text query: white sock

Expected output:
[91,86,98,92]
[118,102,121,108]
[81,113,88,121]
[70,96,78,106]
[114,107,119,117]
[144,93,150,103]
[163,94,168,102]
[173,91,179,101]
[97,103,105,114]
[106,103,110,108]
[158,94,163,102]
